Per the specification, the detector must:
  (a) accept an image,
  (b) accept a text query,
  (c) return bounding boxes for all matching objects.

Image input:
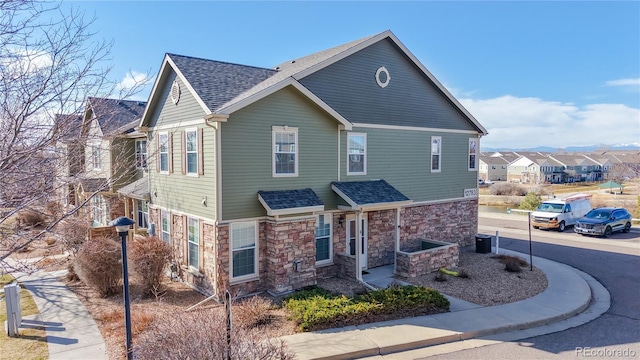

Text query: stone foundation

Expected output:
[400,200,477,247]
[396,240,459,278]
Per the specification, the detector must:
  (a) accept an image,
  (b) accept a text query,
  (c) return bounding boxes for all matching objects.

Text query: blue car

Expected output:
[574,207,632,238]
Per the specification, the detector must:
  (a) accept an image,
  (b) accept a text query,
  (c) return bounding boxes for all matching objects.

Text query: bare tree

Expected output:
[0,1,150,271]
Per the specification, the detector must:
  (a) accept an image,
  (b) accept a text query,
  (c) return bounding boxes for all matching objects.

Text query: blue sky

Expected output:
[64,1,639,150]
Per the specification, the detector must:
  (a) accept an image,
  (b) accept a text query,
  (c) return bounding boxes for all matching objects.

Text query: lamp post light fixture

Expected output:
[109,216,136,360]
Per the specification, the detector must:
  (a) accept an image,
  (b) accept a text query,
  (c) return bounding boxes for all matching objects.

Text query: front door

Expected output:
[347,217,367,269]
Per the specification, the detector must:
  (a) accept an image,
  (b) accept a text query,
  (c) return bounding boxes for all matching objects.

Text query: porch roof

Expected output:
[116,177,150,201]
[79,178,108,193]
[258,188,324,216]
[331,180,412,211]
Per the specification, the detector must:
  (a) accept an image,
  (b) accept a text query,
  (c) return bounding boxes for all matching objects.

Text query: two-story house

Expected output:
[139,30,487,297]
[79,97,147,227]
[549,154,602,182]
[52,114,85,208]
[478,154,510,182]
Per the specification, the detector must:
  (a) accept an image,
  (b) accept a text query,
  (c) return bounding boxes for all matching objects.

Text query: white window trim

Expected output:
[431,136,442,173]
[315,213,333,265]
[347,133,367,176]
[185,128,199,176]
[90,144,101,170]
[161,210,171,244]
[272,126,298,177]
[187,217,199,270]
[135,139,147,169]
[468,138,477,171]
[230,221,259,282]
[158,132,169,174]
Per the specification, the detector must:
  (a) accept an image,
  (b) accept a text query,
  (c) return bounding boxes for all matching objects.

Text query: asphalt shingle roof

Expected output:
[331,180,410,206]
[258,188,323,211]
[168,54,277,113]
[88,97,147,136]
[117,177,150,201]
[54,114,83,141]
[79,178,108,193]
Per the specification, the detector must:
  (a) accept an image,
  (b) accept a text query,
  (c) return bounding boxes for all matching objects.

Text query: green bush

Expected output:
[284,285,449,332]
[519,192,542,211]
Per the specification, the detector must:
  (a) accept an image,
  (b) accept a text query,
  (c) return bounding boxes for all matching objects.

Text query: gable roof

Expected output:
[257,188,324,216]
[54,114,83,142]
[86,97,147,136]
[331,180,412,211]
[141,30,486,135]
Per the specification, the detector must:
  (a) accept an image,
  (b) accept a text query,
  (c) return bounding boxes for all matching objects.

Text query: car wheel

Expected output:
[603,226,612,238]
[557,221,565,232]
[623,222,631,233]
[533,226,539,229]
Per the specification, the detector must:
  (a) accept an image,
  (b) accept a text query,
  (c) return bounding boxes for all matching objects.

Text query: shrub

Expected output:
[45,201,62,218]
[495,254,528,267]
[129,236,172,296]
[135,309,295,360]
[74,236,122,297]
[233,295,275,328]
[489,182,527,196]
[55,217,91,257]
[504,261,522,273]
[16,210,45,228]
[519,192,542,211]
[283,285,449,332]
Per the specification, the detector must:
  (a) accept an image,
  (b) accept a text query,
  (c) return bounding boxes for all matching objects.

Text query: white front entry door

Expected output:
[347,217,367,269]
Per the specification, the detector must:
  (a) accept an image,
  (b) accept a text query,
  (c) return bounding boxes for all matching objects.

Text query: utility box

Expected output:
[475,234,492,254]
[4,282,22,337]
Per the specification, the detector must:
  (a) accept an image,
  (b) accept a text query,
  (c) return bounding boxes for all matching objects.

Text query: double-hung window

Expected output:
[158,133,169,172]
[91,145,101,170]
[431,136,441,172]
[315,214,332,264]
[135,140,147,169]
[161,210,170,243]
[347,133,366,175]
[185,129,198,175]
[468,138,477,171]
[136,200,148,228]
[187,217,199,269]
[230,221,257,280]
[273,126,298,177]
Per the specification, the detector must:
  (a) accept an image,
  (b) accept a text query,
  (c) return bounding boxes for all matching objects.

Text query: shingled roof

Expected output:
[168,54,277,113]
[257,188,324,216]
[331,180,412,210]
[87,97,147,136]
[54,114,84,142]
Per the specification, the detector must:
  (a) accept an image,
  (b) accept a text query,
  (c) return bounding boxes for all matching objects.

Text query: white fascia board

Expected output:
[351,123,479,135]
[166,56,211,115]
[217,79,352,130]
[357,200,413,212]
[258,194,324,216]
[331,184,359,209]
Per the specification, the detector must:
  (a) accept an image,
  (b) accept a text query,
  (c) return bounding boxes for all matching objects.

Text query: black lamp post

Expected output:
[109,216,136,360]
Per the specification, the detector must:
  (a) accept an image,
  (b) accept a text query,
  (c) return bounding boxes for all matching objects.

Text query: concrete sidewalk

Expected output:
[14,269,108,360]
[281,249,610,360]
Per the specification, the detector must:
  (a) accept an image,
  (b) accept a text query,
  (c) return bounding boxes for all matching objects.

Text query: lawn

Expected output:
[0,273,49,360]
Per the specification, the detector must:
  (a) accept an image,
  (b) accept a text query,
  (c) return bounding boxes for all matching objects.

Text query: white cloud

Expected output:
[605,78,640,87]
[460,95,640,150]
[117,71,149,92]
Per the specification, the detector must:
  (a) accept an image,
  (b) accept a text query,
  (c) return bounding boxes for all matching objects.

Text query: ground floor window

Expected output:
[161,210,170,243]
[315,214,332,264]
[91,196,104,226]
[230,221,257,279]
[137,200,148,228]
[188,217,199,269]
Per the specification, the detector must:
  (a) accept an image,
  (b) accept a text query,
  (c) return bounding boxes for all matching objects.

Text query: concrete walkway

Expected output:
[12,269,108,360]
[281,249,610,360]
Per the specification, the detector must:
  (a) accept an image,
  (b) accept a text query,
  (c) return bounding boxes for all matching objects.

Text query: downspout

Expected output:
[337,127,341,182]
[356,207,376,291]
[395,207,400,274]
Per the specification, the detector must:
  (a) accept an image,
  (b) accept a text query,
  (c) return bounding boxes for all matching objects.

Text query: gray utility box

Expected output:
[4,282,22,337]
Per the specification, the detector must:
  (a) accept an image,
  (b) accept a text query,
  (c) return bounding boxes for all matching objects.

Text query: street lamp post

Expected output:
[109,216,136,360]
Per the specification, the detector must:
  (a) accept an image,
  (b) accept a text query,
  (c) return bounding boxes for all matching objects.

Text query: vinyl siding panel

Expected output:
[111,138,142,191]
[149,124,217,220]
[147,71,207,128]
[300,38,477,132]
[221,87,339,221]
[341,127,479,201]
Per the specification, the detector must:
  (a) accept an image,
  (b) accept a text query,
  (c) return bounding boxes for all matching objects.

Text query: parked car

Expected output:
[574,207,632,238]
[478,178,485,185]
[531,194,592,232]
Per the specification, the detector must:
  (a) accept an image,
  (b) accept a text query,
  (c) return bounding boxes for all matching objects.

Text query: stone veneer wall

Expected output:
[400,200,477,247]
[396,242,459,278]
[334,253,356,280]
[366,209,397,268]
[215,223,265,297]
[107,195,125,220]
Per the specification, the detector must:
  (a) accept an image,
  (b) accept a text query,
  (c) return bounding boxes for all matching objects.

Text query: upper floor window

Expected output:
[135,140,147,169]
[315,214,332,264]
[158,132,169,173]
[431,136,441,172]
[347,133,366,175]
[272,126,298,177]
[91,145,101,169]
[185,129,198,175]
[468,138,477,171]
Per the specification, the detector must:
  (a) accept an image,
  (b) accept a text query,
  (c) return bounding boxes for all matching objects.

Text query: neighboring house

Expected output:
[478,154,509,181]
[139,30,487,297]
[80,97,147,227]
[549,154,602,182]
[52,114,85,208]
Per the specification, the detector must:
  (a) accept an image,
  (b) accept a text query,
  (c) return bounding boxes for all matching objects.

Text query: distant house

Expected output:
[549,154,601,182]
[79,97,147,226]
[52,114,85,208]
[139,30,487,297]
[478,154,509,181]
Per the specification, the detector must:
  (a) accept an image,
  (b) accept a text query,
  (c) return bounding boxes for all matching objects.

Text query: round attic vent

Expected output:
[171,81,181,105]
[375,66,390,88]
